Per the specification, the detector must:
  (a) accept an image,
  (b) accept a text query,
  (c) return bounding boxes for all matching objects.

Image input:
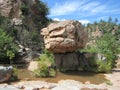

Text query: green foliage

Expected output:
[97,60,112,73]
[83,18,120,72]
[105,81,113,86]
[82,33,119,72]
[0,28,17,62]
[33,49,56,77]
[31,0,50,29]
[34,61,49,77]
[0,13,18,38]
[20,2,29,15]
[10,66,18,81]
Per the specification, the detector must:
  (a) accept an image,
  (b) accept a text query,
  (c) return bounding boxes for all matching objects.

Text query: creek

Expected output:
[17,68,108,84]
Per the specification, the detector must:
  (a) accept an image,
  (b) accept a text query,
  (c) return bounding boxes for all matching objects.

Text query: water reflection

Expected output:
[18,69,107,84]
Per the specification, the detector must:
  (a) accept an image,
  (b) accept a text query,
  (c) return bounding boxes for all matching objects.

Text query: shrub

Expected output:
[81,33,119,72]
[20,2,29,15]
[10,66,18,81]
[34,61,49,77]
[33,49,56,77]
[0,28,17,63]
[97,60,112,73]
[105,81,113,86]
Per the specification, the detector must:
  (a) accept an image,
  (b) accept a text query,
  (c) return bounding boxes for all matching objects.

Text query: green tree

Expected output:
[84,17,120,72]
[0,28,17,63]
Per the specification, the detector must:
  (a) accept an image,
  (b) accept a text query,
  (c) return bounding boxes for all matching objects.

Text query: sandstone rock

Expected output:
[0,0,22,18]
[52,80,83,90]
[28,61,39,72]
[0,66,13,82]
[81,84,108,90]
[41,20,88,53]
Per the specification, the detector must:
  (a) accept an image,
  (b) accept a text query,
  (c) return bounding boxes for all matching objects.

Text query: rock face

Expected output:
[0,0,49,63]
[0,0,21,18]
[41,20,88,53]
[0,66,13,82]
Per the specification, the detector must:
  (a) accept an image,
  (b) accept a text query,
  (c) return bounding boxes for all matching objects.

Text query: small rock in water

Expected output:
[84,81,91,84]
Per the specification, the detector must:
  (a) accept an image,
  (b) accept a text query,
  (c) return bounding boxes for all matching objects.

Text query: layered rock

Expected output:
[41,20,88,70]
[41,20,88,53]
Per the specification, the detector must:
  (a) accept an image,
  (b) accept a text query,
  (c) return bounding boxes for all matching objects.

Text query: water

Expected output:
[18,69,108,84]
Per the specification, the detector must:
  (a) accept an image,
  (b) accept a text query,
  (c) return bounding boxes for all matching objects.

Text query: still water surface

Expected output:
[18,69,108,84]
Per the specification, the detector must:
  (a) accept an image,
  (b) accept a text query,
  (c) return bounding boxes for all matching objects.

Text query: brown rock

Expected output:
[41,20,88,53]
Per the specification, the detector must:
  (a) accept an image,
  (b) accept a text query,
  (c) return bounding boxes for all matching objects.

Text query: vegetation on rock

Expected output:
[0,0,51,63]
[81,18,120,72]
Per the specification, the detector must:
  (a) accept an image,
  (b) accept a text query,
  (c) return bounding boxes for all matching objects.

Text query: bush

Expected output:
[0,28,17,63]
[20,2,29,15]
[33,49,56,77]
[97,60,112,73]
[34,61,49,77]
[81,33,119,72]
[10,66,18,81]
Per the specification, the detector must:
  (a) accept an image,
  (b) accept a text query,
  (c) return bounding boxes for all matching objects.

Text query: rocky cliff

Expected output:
[0,0,49,49]
[0,0,49,62]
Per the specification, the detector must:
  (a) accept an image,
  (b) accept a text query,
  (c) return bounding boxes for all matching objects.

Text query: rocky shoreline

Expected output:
[0,80,107,90]
[1,63,120,90]
[0,75,120,90]
[0,61,120,90]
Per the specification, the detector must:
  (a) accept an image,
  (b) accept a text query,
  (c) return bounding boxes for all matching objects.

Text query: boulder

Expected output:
[28,61,39,72]
[0,66,13,82]
[41,20,88,53]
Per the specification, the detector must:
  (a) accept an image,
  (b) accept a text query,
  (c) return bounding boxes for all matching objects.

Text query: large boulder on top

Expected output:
[41,20,88,53]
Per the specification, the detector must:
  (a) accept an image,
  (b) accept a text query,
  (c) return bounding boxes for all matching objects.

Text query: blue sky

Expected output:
[41,0,120,25]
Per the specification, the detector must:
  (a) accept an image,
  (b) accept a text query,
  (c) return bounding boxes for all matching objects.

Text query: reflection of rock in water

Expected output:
[0,66,13,82]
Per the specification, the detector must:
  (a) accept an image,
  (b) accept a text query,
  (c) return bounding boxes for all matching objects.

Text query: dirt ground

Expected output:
[104,59,120,90]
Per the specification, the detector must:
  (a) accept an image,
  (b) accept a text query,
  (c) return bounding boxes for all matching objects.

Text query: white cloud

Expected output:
[78,2,106,16]
[49,0,120,18]
[53,18,90,25]
[78,20,90,25]
[50,0,85,16]
[53,18,60,21]
[53,18,66,21]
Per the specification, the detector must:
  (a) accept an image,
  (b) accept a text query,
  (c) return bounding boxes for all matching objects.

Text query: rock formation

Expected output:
[0,0,49,63]
[41,20,88,71]
[0,66,13,82]
[41,20,88,53]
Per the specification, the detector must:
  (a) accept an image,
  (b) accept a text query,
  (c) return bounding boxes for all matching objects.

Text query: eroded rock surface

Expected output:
[0,66,13,82]
[41,20,88,53]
